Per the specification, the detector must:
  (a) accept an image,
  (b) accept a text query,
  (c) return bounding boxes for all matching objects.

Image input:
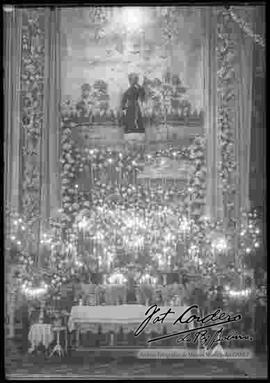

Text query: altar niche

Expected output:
[61,6,204,146]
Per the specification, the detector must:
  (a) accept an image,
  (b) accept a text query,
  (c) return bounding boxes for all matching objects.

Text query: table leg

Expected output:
[57,330,60,346]
[110,332,114,346]
[76,328,80,349]
[65,330,68,354]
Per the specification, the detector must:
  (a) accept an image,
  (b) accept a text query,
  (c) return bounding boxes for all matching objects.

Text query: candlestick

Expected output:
[119,167,122,184]
[163,273,167,286]
[90,163,94,183]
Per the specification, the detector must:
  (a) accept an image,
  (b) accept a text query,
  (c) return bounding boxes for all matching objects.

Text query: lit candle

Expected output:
[108,158,113,183]
[75,184,79,205]
[90,163,94,183]
[118,166,122,184]
[168,255,171,269]
[163,273,167,285]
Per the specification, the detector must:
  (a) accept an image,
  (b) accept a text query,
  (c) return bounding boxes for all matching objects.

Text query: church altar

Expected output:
[4,6,265,369]
[68,304,192,349]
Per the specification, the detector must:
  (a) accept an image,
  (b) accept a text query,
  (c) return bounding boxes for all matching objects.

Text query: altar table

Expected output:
[28,324,54,353]
[68,305,193,348]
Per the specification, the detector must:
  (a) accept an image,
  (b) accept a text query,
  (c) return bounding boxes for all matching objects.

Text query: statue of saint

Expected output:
[76,83,93,120]
[121,73,145,133]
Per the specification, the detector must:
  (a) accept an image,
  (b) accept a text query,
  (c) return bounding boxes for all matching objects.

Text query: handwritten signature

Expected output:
[134,304,242,344]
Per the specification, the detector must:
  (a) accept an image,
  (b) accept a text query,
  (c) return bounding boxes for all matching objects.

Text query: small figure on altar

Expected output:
[121,73,145,134]
[76,83,93,120]
[126,276,137,304]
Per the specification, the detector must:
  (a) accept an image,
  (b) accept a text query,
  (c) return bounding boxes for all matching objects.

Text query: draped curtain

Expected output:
[4,9,23,337]
[4,8,22,218]
[4,7,61,337]
[4,7,61,248]
[233,7,254,216]
[41,8,62,226]
[249,6,265,211]
[203,7,223,220]
[203,6,255,222]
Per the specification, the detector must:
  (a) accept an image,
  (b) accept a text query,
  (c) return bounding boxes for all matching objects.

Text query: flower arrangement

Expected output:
[103,284,127,305]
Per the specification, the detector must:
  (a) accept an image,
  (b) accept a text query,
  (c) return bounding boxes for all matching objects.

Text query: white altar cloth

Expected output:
[68,305,193,334]
[28,324,54,352]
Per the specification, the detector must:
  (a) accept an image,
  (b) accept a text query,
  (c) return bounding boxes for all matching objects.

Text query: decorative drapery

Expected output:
[19,9,46,256]
[233,7,254,215]
[4,8,22,217]
[40,8,61,225]
[249,6,265,210]
[203,7,223,220]
[4,9,23,338]
[203,6,255,224]
[5,7,62,337]
[216,7,255,224]
[5,7,61,250]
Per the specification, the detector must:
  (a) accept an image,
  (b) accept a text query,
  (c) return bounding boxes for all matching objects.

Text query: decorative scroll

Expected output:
[20,9,45,231]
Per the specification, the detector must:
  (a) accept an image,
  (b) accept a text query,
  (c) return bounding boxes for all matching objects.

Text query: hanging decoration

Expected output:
[226,6,265,48]
[216,10,237,225]
[20,9,45,228]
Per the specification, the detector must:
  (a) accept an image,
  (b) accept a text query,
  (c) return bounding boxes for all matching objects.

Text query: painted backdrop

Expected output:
[60,7,203,115]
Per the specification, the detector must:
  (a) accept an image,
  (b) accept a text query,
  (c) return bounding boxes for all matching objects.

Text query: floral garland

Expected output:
[20,9,45,228]
[187,136,207,218]
[5,209,82,296]
[60,118,78,228]
[216,10,237,224]
[227,6,265,48]
[60,123,206,225]
[160,7,176,46]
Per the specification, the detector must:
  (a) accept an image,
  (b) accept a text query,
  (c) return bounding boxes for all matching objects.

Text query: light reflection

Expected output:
[121,7,145,32]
